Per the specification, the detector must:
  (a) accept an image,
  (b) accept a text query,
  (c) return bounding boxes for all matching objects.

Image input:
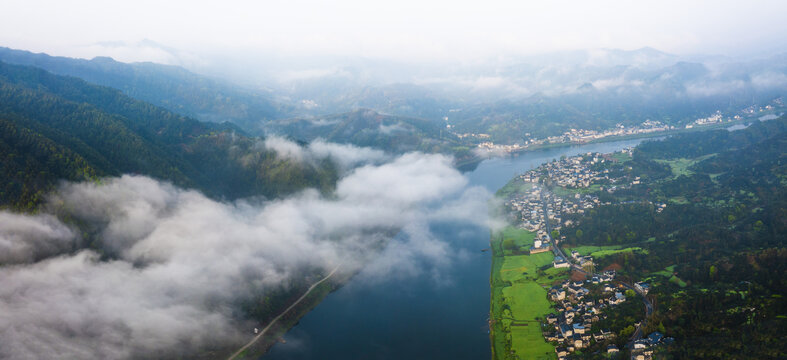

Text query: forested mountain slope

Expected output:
[265,108,473,158]
[0,61,336,210]
[0,47,288,132]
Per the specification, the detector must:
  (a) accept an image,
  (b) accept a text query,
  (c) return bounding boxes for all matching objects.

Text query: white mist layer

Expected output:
[0,149,495,359]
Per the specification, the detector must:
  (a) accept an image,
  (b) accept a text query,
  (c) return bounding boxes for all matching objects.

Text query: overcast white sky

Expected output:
[2,0,786,64]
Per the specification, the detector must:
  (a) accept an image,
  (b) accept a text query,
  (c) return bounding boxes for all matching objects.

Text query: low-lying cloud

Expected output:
[0,212,76,264]
[0,146,494,359]
[263,136,388,170]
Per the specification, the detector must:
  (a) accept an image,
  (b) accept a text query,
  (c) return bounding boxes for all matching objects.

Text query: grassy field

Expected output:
[655,153,716,178]
[491,227,563,360]
[669,275,688,287]
[499,253,554,283]
[502,281,554,319]
[593,247,648,256]
[653,265,676,277]
[500,226,538,255]
[503,281,556,359]
[610,152,632,163]
[501,226,537,246]
[490,249,507,360]
[668,196,690,204]
[496,179,534,198]
[509,326,554,360]
[653,265,687,287]
[539,267,569,285]
[567,244,648,258]
[551,184,602,198]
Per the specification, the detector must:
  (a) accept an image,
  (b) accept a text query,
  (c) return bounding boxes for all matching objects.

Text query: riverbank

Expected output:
[232,270,353,359]
[489,226,569,360]
[459,115,768,172]
[228,265,341,360]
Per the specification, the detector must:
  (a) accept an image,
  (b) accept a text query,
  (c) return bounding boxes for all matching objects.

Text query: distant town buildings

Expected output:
[471,99,784,154]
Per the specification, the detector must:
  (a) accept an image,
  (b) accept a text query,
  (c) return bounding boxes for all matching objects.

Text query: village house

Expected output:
[635,282,650,294]
[530,238,552,254]
[549,287,566,301]
[559,324,573,338]
[555,347,568,357]
[553,256,570,268]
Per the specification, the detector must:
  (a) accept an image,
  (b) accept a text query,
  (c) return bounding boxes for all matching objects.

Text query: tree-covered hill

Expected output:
[0,61,336,210]
[556,117,787,358]
[265,108,474,158]
[0,47,289,133]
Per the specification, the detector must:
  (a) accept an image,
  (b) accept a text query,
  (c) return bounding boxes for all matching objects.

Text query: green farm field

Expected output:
[491,227,565,360]
[567,244,648,258]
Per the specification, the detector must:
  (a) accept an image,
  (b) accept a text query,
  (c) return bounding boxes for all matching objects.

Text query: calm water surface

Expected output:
[264,139,647,360]
[727,114,783,131]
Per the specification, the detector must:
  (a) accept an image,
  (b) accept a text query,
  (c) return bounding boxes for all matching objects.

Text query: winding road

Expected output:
[227,264,342,360]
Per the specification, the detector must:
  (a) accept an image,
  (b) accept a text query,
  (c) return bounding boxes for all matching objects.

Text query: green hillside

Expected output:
[0,47,289,132]
[266,108,473,157]
[0,61,336,210]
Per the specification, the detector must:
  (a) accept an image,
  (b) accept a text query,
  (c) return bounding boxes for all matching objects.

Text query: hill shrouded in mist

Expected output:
[3,46,786,147]
[263,108,472,156]
[0,47,290,133]
[0,60,337,210]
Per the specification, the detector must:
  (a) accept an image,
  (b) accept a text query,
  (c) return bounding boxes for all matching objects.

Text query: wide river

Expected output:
[264,138,650,360]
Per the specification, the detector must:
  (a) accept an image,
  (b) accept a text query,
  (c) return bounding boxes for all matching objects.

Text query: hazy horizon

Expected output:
[3,0,787,71]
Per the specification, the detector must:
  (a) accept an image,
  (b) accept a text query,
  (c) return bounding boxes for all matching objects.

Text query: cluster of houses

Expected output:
[544,272,626,357]
[685,110,726,128]
[505,181,597,234]
[686,101,785,129]
[740,100,782,116]
[571,250,595,268]
[504,184,549,233]
[509,151,674,233]
[560,193,601,218]
[534,154,609,189]
[542,121,673,145]
[631,331,675,360]
[474,123,668,153]
[512,153,616,219]
[553,249,600,270]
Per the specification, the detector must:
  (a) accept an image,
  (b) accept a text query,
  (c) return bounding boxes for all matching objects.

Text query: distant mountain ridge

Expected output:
[2,45,785,148]
[0,47,289,133]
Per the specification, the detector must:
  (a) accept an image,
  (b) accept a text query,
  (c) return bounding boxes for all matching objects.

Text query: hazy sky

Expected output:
[2,0,786,64]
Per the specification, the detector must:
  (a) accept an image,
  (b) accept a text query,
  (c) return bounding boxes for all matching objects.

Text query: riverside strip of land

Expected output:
[490,226,568,359]
[228,265,343,360]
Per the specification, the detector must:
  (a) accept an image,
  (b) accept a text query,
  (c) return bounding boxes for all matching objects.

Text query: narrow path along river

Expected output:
[229,265,341,360]
[263,138,648,360]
